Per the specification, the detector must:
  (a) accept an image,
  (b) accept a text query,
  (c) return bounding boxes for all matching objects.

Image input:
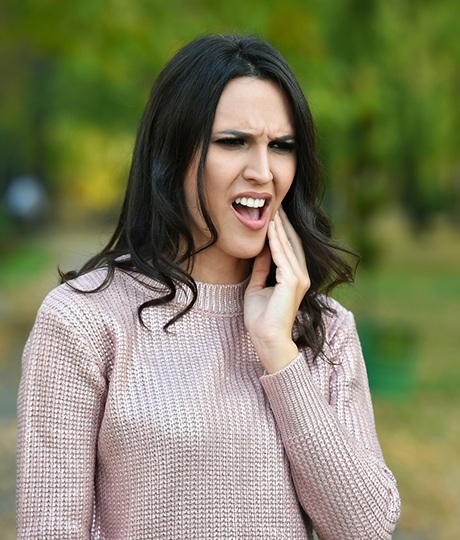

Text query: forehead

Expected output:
[213,77,295,134]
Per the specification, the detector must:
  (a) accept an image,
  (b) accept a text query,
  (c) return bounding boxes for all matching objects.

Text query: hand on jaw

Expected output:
[244,207,311,374]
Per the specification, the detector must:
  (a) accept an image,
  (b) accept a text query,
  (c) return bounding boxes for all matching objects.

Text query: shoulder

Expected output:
[320,296,357,344]
[37,267,148,333]
[315,297,368,375]
[27,268,157,369]
[40,267,122,311]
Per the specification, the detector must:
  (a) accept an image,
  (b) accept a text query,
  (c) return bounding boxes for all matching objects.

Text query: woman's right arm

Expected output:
[17,299,108,539]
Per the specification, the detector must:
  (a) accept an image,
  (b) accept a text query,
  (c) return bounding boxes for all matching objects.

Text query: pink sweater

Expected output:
[17,268,400,539]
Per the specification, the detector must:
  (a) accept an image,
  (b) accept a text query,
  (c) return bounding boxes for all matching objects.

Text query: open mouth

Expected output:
[232,196,267,221]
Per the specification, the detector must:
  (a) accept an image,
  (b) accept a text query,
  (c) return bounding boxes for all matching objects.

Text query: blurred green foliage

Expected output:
[0,243,50,287]
[1,0,459,252]
[359,319,417,397]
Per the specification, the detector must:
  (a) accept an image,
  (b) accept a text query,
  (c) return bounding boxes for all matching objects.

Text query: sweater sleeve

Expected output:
[260,308,401,540]
[16,298,108,539]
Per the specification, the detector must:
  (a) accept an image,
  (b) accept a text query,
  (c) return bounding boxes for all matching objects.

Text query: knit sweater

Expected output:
[17,268,400,539]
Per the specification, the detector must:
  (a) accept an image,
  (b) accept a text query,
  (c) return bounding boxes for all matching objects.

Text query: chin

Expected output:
[227,241,266,261]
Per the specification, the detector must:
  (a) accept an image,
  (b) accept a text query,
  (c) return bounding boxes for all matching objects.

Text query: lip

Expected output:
[231,192,272,231]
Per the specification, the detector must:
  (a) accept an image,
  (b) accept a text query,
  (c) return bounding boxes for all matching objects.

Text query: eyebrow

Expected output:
[214,129,296,142]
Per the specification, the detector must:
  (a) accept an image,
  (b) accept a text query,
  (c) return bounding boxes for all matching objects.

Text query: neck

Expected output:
[187,251,252,284]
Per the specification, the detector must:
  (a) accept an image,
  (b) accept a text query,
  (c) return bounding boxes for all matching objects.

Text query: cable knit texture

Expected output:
[17,268,400,539]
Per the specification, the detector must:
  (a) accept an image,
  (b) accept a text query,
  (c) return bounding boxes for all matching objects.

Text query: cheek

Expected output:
[202,163,229,213]
[277,155,296,187]
[279,168,296,199]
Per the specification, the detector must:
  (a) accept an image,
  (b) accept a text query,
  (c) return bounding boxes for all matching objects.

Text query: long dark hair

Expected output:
[61,33,357,356]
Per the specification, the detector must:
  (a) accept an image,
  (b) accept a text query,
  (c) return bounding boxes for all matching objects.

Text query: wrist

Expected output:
[256,339,299,374]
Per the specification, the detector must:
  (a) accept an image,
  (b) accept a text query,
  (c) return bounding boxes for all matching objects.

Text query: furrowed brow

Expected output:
[214,130,249,137]
[214,130,296,141]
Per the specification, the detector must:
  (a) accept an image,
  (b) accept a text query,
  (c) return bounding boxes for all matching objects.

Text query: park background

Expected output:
[1,0,459,538]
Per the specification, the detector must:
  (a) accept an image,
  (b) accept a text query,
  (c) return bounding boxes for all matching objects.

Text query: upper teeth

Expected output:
[234,197,266,208]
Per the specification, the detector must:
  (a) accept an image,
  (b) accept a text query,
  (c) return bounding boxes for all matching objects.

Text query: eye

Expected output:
[214,137,246,148]
[269,140,297,153]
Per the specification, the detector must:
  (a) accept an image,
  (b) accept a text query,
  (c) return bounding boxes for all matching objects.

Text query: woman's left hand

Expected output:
[244,207,311,373]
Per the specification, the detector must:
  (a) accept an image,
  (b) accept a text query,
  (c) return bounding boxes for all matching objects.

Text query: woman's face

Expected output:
[184,76,297,282]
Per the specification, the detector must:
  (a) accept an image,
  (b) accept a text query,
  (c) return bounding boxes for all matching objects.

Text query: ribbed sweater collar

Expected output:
[126,270,249,315]
[173,279,249,315]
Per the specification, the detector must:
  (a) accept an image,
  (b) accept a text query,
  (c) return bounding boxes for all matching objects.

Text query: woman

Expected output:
[17,34,401,539]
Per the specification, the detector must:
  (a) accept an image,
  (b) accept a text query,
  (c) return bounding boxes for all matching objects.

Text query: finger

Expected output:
[278,206,308,271]
[246,245,272,293]
[272,212,306,275]
[269,214,310,293]
[267,217,298,281]
[278,206,301,247]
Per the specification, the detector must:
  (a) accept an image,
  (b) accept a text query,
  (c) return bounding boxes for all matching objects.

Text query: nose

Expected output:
[242,147,273,184]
